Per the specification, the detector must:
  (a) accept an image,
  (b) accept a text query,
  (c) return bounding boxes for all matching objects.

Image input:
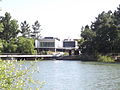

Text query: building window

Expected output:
[63,41,75,47]
[40,42,55,47]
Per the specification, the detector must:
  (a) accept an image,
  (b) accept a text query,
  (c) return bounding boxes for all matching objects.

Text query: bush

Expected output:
[63,52,69,56]
[97,55,115,62]
[17,37,37,54]
[0,60,43,89]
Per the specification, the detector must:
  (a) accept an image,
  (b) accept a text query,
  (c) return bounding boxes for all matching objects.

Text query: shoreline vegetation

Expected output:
[97,55,115,63]
[61,55,116,63]
[78,54,116,63]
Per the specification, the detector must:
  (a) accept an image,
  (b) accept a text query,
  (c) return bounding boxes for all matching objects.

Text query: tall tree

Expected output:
[114,5,120,25]
[80,25,96,54]
[20,21,31,38]
[91,11,115,53]
[0,12,20,42]
[80,11,119,54]
[31,20,41,39]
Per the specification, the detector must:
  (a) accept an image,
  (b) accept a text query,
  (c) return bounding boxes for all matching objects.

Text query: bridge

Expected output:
[0,55,60,60]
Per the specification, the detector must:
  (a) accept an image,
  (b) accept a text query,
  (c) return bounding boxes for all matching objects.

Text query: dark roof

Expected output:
[44,37,60,41]
[44,37,54,39]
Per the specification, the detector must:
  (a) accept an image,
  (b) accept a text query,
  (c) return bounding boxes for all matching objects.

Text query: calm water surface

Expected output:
[29,60,120,90]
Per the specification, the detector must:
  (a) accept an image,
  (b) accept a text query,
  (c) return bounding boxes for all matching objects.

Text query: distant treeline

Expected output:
[79,5,120,55]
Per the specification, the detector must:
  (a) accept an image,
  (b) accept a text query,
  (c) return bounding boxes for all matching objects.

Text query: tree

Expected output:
[91,11,116,53]
[31,21,42,53]
[114,5,120,25]
[80,10,119,54]
[0,60,43,89]
[80,25,96,54]
[0,40,3,53]
[20,21,31,38]
[17,37,36,54]
[0,12,20,42]
[2,39,17,53]
[31,20,41,39]
[111,5,120,53]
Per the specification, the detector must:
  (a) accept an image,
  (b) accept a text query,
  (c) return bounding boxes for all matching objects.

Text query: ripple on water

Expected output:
[27,60,120,90]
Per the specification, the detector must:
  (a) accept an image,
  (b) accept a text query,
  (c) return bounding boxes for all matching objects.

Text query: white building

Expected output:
[35,37,62,52]
[62,39,79,55]
[63,39,78,49]
[35,37,79,55]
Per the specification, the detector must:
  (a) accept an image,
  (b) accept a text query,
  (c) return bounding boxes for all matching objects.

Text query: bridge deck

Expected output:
[0,55,54,58]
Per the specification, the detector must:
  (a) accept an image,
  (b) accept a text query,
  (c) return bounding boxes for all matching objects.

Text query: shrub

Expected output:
[97,55,115,62]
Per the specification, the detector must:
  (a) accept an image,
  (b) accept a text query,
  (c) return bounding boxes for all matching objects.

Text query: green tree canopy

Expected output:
[17,37,36,54]
[20,21,31,38]
[0,12,20,42]
[80,6,120,54]
[0,39,3,53]
[31,20,41,39]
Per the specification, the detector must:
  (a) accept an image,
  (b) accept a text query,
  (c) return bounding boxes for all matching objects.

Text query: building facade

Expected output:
[63,39,78,49]
[63,39,79,55]
[35,37,62,52]
[35,37,79,55]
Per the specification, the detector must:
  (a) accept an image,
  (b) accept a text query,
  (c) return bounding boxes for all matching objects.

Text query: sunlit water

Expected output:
[27,60,120,90]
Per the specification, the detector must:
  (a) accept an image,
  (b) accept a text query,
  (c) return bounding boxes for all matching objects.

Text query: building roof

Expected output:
[42,37,60,41]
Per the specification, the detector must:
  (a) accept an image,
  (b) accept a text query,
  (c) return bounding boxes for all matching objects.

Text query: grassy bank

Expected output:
[79,54,115,63]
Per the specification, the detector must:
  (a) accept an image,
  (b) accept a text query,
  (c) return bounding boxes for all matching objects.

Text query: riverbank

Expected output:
[57,54,97,61]
[58,54,118,63]
[0,54,118,62]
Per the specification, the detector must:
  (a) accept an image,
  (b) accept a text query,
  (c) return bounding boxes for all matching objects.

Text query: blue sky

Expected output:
[0,0,120,40]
